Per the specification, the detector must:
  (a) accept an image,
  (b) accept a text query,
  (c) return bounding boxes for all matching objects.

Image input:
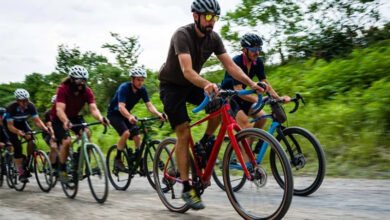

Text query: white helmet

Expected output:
[14,89,30,100]
[51,95,57,104]
[69,65,89,79]
[129,67,147,78]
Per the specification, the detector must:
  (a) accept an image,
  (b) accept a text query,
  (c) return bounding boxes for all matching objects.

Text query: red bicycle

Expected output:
[153,89,293,220]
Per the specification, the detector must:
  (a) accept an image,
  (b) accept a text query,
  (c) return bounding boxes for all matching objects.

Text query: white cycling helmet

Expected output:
[129,67,147,78]
[69,65,89,79]
[51,95,57,104]
[14,89,30,100]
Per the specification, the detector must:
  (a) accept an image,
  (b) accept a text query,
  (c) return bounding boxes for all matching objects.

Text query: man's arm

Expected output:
[118,102,137,124]
[145,102,166,120]
[178,53,218,95]
[233,84,258,103]
[7,120,24,136]
[33,116,49,133]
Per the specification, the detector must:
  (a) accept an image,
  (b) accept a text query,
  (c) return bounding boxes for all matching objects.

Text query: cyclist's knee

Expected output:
[122,130,131,139]
[133,134,141,142]
[62,138,71,147]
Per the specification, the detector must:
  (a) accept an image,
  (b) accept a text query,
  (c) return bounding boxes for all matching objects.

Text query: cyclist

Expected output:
[0,107,12,150]
[3,89,50,182]
[221,33,291,130]
[42,95,58,171]
[107,67,166,171]
[158,0,265,210]
[50,65,109,181]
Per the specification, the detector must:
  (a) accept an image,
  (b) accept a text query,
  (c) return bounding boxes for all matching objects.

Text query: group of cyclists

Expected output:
[0,0,290,215]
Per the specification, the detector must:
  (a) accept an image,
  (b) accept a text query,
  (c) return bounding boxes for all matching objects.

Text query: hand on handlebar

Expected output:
[128,115,138,124]
[17,129,25,137]
[250,82,267,94]
[158,113,167,122]
[100,117,110,126]
[204,83,219,96]
[281,95,291,103]
[63,120,72,130]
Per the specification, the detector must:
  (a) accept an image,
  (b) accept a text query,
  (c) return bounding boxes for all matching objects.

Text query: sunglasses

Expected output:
[246,46,262,53]
[18,99,29,103]
[204,14,219,22]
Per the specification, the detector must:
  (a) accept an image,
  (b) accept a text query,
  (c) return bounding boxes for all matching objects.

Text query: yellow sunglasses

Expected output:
[204,14,219,22]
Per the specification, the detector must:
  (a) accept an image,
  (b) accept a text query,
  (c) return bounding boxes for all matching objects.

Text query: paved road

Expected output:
[0,177,389,220]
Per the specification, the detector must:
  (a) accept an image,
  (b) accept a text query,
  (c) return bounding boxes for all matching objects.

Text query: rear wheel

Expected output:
[273,126,326,196]
[106,145,132,190]
[0,156,4,187]
[153,138,191,213]
[34,150,53,192]
[86,144,109,203]
[223,128,293,220]
[5,154,15,188]
[144,139,160,189]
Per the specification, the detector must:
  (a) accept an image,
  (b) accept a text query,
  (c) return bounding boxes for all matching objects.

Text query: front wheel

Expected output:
[34,150,53,193]
[5,154,15,189]
[153,138,191,213]
[86,144,109,203]
[144,139,160,189]
[106,145,132,190]
[12,160,27,192]
[61,154,79,199]
[223,128,293,220]
[273,126,326,196]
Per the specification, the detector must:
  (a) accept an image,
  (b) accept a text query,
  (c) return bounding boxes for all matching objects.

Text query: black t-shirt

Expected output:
[158,23,226,86]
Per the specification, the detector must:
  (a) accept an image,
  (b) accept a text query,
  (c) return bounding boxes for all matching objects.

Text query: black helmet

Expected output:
[0,107,5,115]
[241,33,263,48]
[191,0,221,15]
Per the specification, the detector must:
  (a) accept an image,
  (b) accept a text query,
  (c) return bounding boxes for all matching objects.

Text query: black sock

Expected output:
[116,150,122,159]
[183,181,191,193]
[59,163,66,171]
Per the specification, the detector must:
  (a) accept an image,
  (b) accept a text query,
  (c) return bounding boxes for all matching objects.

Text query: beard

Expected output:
[70,83,86,93]
[200,25,213,35]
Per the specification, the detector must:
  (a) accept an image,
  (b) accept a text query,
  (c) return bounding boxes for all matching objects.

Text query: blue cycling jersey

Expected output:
[4,102,38,123]
[107,82,150,116]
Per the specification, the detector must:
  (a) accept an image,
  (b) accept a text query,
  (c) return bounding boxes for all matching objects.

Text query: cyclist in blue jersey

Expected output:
[0,107,12,150]
[107,67,166,171]
[3,89,50,182]
[221,33,291,130]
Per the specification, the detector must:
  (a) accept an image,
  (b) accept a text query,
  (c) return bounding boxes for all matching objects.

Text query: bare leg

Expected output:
[175,122,191,181]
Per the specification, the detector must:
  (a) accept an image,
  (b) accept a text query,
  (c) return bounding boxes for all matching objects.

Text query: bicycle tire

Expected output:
[5,154,15,189]
[272,126,326,196]
[34,150,53,193]
[86,144,109,203]
[153,138,191,213]
[223,128,293,220]
[106,145,132,191]
[61,154,79,199]
[144,139,160,189]
[0,156,4,187]
[212,136,247,191]
[12,160,27,192]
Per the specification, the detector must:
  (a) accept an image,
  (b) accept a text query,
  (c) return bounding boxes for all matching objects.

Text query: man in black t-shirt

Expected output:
[4,89,50,182]
[158,0,265,210]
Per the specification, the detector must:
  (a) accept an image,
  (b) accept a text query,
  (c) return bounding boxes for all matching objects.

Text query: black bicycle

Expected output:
[10,130,53,192]
[0,144,14,188]
[106,115,165,191]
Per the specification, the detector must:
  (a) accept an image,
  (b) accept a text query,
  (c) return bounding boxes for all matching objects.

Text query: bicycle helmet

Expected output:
[241,33,263,48]
[69,65,89,79]
[0,107,5,115]
[14,88,30,100]
[51,95,57,104]
[129,67,147,78]
[191,0,221,15]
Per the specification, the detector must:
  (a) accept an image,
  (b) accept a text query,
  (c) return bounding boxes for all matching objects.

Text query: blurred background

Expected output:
[1,0,389,178]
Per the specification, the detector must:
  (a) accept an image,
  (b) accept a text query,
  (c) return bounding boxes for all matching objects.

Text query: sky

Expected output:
[0,0,389,84]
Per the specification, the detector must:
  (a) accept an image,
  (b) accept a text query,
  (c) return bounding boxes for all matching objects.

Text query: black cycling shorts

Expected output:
[5,122,31,159]
[230,96,254,116]
[159,82,204,129]
[107,112,139,140]
[52,115,86,141]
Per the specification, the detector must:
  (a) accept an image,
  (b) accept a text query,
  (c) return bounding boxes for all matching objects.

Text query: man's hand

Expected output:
[204,83,219,96]
[281,95,291,103]
[63,120,72,130]
[17,129,25,137]
[128,115,138,124]
[100,117,110,126]
[158,113,167,122]
[249,82,267,94]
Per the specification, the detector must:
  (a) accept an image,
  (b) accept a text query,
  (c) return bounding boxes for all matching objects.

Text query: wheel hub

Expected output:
[251,165,267,188]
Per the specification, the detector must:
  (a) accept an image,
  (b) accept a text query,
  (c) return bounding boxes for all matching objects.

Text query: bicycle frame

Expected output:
[164,100,257,185]
[72,129,102,180]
